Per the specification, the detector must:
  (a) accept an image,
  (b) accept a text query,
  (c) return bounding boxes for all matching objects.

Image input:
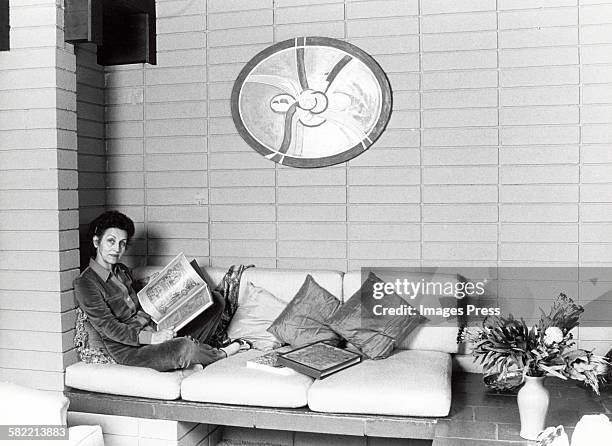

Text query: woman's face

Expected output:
[93,227,128,270]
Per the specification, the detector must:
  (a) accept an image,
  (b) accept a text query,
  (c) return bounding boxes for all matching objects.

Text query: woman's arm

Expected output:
[74,275,146,347]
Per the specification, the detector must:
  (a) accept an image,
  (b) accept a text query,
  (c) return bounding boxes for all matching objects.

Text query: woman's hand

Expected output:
[150,328,176,344]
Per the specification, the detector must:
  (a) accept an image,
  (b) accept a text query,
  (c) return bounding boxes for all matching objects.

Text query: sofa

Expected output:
[65,266,472,420]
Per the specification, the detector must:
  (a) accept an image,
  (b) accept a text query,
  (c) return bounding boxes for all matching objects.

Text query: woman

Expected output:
[73,210,226,371]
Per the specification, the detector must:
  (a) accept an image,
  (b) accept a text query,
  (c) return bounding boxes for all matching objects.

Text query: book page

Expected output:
[137,253,206,324]
[156,285,212,331]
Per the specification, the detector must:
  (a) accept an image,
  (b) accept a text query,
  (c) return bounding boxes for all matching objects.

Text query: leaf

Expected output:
[539,363,568,380]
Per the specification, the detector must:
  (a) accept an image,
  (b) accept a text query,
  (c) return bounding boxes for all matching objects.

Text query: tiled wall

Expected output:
[104,0,612,350]
[76,43,106,267]
[68,412,221,446]
[0,0,79,391]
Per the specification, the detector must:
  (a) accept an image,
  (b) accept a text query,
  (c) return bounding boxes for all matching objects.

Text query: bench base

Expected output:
[67,373,611,445]
[65,388,438,440]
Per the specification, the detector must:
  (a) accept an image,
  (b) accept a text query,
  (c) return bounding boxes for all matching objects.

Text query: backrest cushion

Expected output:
[238,268,343,304]
[343,271,461,354]
[227,282,287,350]
[74,307,117,364]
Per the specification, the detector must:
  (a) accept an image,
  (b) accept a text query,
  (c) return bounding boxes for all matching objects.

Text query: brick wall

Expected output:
[0,0,79,391]
[76,43,105,267]
[68,412,221,446]
[104,0,612,351]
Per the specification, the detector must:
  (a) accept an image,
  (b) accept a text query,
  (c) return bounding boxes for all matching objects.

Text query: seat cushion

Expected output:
[307,350,452,417]
[65,362,202,400]
[181,350,314,408]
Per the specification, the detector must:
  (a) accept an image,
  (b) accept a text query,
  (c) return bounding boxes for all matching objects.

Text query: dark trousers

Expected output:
[109,290,226,371]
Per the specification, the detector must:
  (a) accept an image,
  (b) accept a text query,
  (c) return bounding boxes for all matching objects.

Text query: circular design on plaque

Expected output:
[231,37,393,168]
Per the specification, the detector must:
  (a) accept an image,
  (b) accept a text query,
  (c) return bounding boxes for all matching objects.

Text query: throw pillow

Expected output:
[207,264,254,348]
[74,308,116,364]
[226,281,286,350]
[267,274,342,347]
[327,272,426,359]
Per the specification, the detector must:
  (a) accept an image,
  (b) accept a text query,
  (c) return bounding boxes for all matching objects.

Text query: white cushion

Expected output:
[453,353,484,373]
[227,282,287,350]
[181,350,314,408]
[239,268,343,304]
[307,350,452,417]
[0,381,69,425]
[400,326,461,353]
[65,362,202,400]
[343,271,460,354]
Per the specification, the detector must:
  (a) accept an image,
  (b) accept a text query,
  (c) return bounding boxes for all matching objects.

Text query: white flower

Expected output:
[544,327,564,345]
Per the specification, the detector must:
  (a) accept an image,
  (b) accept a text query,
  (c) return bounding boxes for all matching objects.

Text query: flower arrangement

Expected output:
[460,293,611,394]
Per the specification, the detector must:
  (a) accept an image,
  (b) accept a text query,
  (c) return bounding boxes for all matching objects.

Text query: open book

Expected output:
[137,253,213,331]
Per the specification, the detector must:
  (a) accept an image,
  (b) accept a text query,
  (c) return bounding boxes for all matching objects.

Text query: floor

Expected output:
[219,428,432,446]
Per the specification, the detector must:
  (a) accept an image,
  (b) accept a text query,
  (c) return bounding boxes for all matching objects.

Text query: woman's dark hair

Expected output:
[88,210,135,257]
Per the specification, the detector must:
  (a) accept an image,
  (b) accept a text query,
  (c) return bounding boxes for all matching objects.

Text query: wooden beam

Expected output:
[97,0,156,65]
[64,0,156,65]
[0,0,9,51]
[65,0,103,45]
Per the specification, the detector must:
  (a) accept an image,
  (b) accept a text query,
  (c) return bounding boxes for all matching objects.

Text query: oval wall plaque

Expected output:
[231,36,392,168]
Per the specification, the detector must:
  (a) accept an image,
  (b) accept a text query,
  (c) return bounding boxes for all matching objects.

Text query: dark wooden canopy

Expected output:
[64,0,156,65]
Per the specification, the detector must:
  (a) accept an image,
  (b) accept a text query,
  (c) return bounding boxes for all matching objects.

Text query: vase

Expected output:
[517,375,550,440]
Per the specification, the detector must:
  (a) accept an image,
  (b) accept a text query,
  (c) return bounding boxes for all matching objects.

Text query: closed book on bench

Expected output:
[277,341,361,379]
[246,351,297,376]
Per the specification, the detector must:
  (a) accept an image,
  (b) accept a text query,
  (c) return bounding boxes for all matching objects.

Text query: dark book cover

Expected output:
[277,341,361,379]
